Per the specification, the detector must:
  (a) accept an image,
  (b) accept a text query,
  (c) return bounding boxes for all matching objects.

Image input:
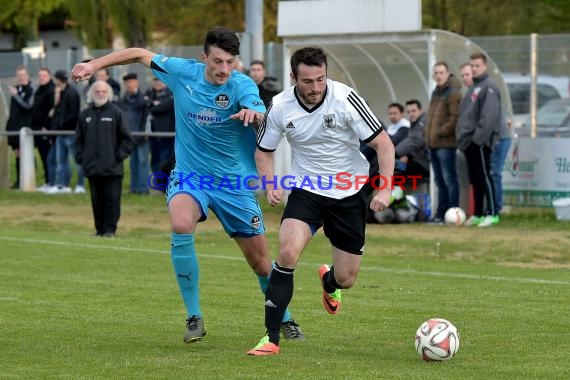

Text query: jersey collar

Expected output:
[294,85,328,113]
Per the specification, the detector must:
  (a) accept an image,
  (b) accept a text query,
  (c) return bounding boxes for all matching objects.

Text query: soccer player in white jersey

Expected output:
[71,27,305,345]
[247,47,395,355]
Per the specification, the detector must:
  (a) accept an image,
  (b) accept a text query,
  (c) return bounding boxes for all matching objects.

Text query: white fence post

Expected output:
[19,127,35,192]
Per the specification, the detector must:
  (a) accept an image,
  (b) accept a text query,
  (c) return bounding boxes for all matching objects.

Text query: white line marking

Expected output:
[1,236,569,286]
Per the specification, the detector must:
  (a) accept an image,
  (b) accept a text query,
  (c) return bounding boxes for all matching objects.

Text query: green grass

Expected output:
[1,189,570,379]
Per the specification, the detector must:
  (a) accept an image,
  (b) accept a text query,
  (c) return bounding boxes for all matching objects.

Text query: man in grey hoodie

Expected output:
[456,52,501,227]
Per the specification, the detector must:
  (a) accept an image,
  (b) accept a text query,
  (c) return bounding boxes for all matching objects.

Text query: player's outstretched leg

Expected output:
[171,232,205,343]
[319,264,342,315]
[248,263,295,355]
[257,273,305,340]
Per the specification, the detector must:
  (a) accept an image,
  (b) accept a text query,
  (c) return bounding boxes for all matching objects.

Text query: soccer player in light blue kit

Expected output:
[71,27,304,344]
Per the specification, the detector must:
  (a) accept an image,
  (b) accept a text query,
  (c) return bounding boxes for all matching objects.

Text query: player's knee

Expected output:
[248,255,271,276]
[170,217,195,234]
[277,246,300,268]
[335,270,358,289]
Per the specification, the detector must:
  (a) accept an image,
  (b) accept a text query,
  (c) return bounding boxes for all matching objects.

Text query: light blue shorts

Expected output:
[166,171,265,237]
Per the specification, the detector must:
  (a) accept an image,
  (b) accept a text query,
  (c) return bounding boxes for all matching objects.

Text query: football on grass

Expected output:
[444,207,466,226]
[415,318,460,361]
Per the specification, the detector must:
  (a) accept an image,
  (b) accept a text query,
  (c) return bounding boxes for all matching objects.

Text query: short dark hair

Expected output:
[434,61,449,71]
[388,102,404,113]
[122,72,138,81]
[290,47,327,78]
[250,60,265,68]
[470,52,487,63]
[38,67,51,74]
[459,62,471,70]
[204,26,240,56]
[405,99,422,109]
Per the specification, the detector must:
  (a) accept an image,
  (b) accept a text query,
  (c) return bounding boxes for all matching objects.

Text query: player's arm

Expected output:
[230,81,267,127]
[255,104,284,205]
[230,108,265,127]
[367,131,395,212]
[255,149,282,206]
[71,48,156,83]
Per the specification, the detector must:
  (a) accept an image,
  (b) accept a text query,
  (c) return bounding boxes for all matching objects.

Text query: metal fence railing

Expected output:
[0,129,174,191]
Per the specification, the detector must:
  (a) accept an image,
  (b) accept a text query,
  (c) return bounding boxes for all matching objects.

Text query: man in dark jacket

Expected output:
[457,52,502,227]
[249,60,282,107]
[75,80,133,237]
[396,99,430,180]
[145,78,175,174]
[50,70,84,194]
[6,66,34,189]
[425,61,462,222]
[119,72,149,194]
[31,68,55,191]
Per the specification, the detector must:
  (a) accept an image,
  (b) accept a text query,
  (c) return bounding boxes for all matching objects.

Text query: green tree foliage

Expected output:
[64,0,113,49]
[153,0,279,46]
[106,0,152,47]
[65,0,152,48]
[0,0,63,49]
[423,0,570,35]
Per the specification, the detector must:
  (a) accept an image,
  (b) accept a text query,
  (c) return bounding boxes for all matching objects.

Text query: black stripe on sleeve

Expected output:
[256,145,276,152]
[347,91,384,134]
[256,101,273,146]
[361,128,382,144]
[150,60,168,73]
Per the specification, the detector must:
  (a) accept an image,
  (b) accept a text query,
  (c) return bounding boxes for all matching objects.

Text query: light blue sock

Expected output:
[257,272,292,323]
[171,233,201,317]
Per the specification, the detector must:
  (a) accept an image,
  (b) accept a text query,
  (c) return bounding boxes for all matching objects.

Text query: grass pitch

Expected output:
[1,189,569,379]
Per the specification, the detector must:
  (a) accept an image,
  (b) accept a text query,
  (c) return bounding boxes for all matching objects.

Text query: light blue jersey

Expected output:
[151,55,266,184]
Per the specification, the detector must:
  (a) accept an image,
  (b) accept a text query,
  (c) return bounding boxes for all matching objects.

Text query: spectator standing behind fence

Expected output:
[75,80,133,237]
[425,61,462,223]
[386,102,410,147]
[31,68,55,192]
[119,73,149,194]
[460,63,512,214]
[87,68,121,103]
[48,70,84,194]
[6,66,34,189]
[457,53,501,227]
[248,60,282,107]
[145,78,175,175]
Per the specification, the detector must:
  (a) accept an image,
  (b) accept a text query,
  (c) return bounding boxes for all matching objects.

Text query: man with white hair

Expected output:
[75,80,133,237]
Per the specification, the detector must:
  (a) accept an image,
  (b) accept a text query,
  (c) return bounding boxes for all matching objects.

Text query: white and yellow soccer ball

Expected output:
[415,318,460,361]
[444,207,467,226]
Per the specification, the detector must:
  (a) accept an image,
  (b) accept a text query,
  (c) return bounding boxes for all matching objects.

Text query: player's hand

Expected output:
[230,109,264,127]
[370,190,390,212]
[71,62,96,83]
[267,189,283,206]
[8,86,17,96]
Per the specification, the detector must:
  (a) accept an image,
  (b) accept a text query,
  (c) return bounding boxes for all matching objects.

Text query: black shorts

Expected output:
[282,188,368,255]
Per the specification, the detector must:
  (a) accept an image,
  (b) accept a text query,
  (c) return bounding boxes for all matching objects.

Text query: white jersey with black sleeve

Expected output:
[257,79,384,199]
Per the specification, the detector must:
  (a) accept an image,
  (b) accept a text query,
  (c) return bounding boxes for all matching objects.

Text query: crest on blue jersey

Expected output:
[215,94,230,108]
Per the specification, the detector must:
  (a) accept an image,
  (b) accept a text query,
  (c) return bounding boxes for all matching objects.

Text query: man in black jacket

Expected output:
[396,99,430,180]
[145,78,175,174]
[50,70,84,194]
[249,60,282,107]
[6,66,34,189]
[75,80,133,237]
[32,68,55,191]
[119,73,149,194]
